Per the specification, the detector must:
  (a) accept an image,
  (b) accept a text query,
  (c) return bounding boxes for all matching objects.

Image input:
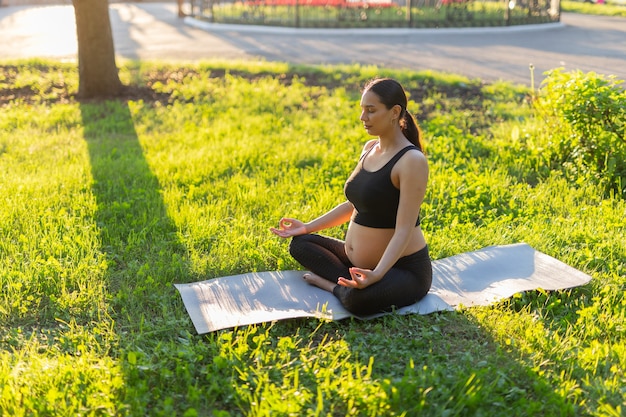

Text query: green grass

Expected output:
[0,59,624,416]
[562,0,626,16]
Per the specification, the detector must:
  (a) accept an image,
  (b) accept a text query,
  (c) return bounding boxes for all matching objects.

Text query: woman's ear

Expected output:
[392,104,402,120]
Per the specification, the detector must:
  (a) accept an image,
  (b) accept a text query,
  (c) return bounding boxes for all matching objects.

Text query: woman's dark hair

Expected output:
[363,78,424,152]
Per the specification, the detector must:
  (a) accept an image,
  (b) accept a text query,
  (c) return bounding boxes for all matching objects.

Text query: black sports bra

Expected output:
[344,144,421,229]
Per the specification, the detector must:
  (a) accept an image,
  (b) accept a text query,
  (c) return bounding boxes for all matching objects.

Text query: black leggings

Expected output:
[289,234,432,316]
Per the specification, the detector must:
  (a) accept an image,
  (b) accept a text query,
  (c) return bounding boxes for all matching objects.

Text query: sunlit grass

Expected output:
[562,0,626,15]
[0,59,624,416]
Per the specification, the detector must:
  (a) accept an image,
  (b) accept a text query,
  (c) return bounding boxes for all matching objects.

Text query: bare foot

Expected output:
[302,272,337,293]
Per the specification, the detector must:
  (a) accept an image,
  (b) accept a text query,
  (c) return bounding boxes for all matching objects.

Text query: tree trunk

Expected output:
[73,0,123,99]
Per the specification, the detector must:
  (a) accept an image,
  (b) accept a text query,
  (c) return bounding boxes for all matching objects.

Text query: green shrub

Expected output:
[533,68,626,198]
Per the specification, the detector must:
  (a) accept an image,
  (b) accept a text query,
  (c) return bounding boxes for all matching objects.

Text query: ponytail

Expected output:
[400,108,424,152]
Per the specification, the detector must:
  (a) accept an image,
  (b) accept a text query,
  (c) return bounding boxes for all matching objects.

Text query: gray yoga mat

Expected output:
[174,243,592,334]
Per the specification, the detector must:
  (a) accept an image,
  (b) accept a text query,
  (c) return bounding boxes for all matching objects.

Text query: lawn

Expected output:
[562,0,626,16]
[0,59,624,416]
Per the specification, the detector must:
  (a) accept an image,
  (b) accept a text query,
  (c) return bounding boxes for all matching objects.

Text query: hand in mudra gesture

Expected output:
[338,267,379,289]
[270,218,307,238]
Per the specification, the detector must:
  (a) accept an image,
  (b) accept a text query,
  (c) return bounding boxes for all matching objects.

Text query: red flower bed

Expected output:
[245,0,395,8]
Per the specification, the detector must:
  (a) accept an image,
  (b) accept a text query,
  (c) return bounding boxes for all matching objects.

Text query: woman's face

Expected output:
[359,90,396,137]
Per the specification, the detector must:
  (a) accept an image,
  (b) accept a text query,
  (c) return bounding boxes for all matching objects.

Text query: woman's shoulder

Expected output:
[397,146,428,172]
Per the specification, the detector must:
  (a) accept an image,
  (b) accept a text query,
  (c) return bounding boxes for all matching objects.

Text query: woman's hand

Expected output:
[337,267,380,289]
[270,218,308,238]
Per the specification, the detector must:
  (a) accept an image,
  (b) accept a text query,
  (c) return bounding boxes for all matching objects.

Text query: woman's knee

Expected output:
[289,234,324,263]
[288,234,310,259]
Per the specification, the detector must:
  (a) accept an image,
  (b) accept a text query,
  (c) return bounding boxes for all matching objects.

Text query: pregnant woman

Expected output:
[271,78,432,316]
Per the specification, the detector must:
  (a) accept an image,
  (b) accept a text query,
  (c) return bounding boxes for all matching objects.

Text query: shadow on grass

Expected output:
[322,309,580,416]
[79,100,209,413]
[80,100,188,323]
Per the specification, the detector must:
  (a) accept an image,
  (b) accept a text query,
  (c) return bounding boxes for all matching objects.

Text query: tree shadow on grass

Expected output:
[80,100,188,324]
[80,100,203,413]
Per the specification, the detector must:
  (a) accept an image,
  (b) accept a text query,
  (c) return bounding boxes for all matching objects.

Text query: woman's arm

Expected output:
[303,201,355,233]
[271,201,354,238]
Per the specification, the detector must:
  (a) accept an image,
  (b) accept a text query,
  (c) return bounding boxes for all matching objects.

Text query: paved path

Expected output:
[1,2,625,85]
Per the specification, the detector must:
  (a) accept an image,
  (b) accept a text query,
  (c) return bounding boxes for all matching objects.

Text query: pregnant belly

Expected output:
[344,222,394,269]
